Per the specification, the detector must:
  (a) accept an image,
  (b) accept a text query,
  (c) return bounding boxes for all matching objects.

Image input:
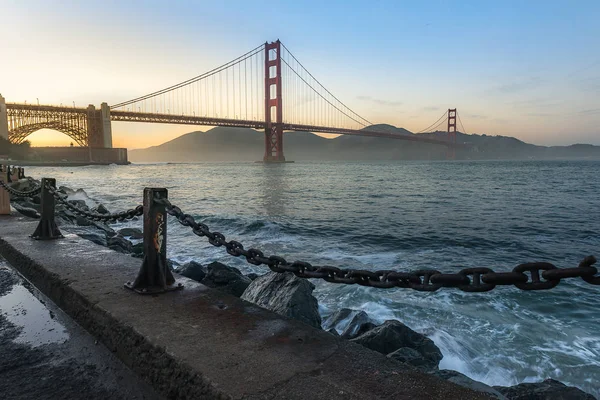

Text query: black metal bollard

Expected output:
[125,188,182,295]
[31,178,63,240]
[18,168,24,180]
[6,166,11,183]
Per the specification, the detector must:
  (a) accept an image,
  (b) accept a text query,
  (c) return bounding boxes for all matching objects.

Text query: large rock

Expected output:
[13,200,40,212]
[11,204,40,219]
[350,320,442,369]
[202,262,251,298]
[68,199,89,211]
[178,261,206,282]
[95,204,110,214]
[388,347,438,370]
[9,179,37,194]
[118,227,143,239]
[107,235,132,253]
[322,308,372,339]
[430,370,506,399]
[494,379,595,400]
[78,233,108,247]
[241,272,321,329]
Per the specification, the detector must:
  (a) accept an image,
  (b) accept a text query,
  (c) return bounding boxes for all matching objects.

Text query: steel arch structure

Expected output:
[4,103,111,147]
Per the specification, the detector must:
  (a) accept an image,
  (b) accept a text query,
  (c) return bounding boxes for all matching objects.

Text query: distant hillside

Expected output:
[129,126,600,162]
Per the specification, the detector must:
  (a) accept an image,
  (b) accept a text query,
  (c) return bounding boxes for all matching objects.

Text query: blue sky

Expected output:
[2,0,599,147]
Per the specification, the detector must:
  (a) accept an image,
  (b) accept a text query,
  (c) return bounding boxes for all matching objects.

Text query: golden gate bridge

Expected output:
[0,40,469,162]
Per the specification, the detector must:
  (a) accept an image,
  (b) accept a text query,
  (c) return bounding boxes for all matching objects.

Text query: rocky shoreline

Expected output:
[7,178,597,400]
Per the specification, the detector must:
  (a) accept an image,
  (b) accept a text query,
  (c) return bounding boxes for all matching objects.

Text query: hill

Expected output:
[129,126,600,162]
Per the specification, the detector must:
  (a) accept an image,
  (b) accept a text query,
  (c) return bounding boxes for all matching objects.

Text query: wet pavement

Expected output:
[0,256,163,400]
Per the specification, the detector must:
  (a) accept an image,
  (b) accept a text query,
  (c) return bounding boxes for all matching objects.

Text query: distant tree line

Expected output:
[0,136,31,160]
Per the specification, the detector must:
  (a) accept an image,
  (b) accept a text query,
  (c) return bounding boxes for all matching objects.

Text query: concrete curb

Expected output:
[0,215,491,399]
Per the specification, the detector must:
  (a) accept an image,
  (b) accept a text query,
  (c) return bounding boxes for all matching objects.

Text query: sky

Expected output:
[1,0,599,148]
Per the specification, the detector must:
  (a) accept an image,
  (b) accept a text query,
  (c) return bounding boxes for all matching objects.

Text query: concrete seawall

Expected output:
[0,214,490,399]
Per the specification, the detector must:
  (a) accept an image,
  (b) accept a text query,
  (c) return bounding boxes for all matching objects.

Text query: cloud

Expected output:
[487,77,543,95]
[357,95,402,107]
[421,106,439,111]
[578,108,600,115]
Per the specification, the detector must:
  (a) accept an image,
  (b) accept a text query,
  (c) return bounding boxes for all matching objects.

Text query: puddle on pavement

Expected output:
[0,266,69,347]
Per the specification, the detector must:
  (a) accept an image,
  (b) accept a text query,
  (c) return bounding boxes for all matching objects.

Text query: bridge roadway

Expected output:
[0,214,489,400]
[6,103,460,148]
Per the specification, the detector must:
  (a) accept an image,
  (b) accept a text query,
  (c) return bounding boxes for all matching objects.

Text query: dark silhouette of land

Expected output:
[126,125,600,162]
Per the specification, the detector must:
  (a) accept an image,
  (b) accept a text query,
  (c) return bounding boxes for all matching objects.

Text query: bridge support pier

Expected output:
[0,94,8,141]
[86,103,113,149]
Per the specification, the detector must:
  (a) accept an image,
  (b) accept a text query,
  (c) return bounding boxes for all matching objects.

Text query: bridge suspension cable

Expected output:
[416,111,447,133]
[279,44,372,131]
[110,43,267,123]
[457,111,468,134]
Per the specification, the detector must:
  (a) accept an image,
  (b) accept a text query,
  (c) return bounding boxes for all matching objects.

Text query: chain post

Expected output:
[10,166,18,182]
[18,167,25,180]
[125,188,183,295]
[6,165,12,183]
[31,178,63,240]
[0,165,9,215]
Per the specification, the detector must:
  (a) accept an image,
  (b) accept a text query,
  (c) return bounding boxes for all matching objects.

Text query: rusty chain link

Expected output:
[46,183,143,223]
[0,179,42,198]
[157,198,599,291]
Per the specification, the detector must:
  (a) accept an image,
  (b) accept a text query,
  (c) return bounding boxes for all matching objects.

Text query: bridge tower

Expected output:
[447,108,457,160]
[263,40,285,162]
[0,94,8,141]
[86,103,113,148]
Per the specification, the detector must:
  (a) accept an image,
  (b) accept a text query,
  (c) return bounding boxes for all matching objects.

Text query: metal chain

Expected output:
[0,179,42,198]
[46,183,143,223]
[157,198,599,292]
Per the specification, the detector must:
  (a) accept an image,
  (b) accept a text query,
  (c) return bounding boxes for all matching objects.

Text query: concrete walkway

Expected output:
[0,258,162,400]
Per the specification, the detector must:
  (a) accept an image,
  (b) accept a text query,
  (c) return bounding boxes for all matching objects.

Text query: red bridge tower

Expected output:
[447,108,457,160]
[264,40,285,162]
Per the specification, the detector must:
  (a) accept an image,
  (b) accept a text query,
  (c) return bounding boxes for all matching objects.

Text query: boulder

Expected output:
[107,235,132,253]
[350,322,378,339]
[202,262,251,297]
[241,272,322,329]
[78,233,108,247]
[246,273,260,281]
[494,379,595,400]
[12,205,40,219]
[68,200,89,211]
[96,204,110,214]
[177,261,206,282]
[388,347,437,370]
[431,370,506,399]
[13,200,40,211]
[76,216,93,227]
[350,320,442,369]
[9,179,36,193]
[322,308,372,338]
[91,221,116,236]
[118,227,143,239]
